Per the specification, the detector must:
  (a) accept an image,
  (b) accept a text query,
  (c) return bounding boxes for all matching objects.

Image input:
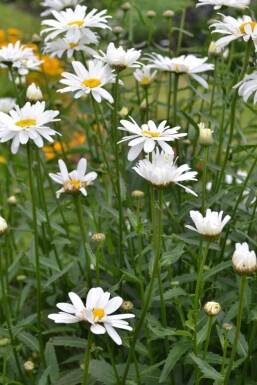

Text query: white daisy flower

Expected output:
[234,72,257,104]
[146,53,214,89]
[0,101,60,154]
[0,41,41,75]
[49,158,97,198]
[232,242,257,275]
[40,0,83,17]
[133,65,157,87]
[95,42,141,71]
[210,14,257,50]
[196,0,250,10]
[118,117,186,161]
[41,5,111,42]
[43,29,98,59]
[48,289,135,345]
[133,149,198,194]
[0,98,16,113]
[58,60,117,103]
[185,209,231,238]
[0,216,8,234]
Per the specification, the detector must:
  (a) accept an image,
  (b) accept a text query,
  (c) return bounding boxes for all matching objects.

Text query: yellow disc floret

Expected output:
[63,180,86,192]
[239,21,257,34]
[67,20,84,27]
[15,119,36,128]
[69,42,79,48]
[141,130,160,137]
[92,308,105,320]
[82,78,101,88]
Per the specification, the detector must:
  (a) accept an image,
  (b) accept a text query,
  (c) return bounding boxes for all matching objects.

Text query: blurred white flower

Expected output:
[58,60,117,103]
[0,98,16,113]
[41,5,111,42]
[0,102,60,154]
[49,158,97,198]
[234,72,257,104]
[232,242,257,274]
[118,117,186,161]
[0,216,8,234]
[133,149,198,194]
[48,288,135,345]
[40,0,83,16]
[146,53,214,89]
[185,209,231,238]
[133,65,157,87]
[196,0,250,10]
[95,42,141,71]
[211,14,257,50]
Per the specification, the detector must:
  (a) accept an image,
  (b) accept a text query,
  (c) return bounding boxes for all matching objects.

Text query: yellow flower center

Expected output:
[69,42,79,48]
[92,308,105,320]
[239,21,257,34]
[140,77,150,85]
[63,180,86,192]
[175,63,180,72]
[82,78,101,88]
[67,20,84,27]
[141,130,160,137]
[15,119,36,128]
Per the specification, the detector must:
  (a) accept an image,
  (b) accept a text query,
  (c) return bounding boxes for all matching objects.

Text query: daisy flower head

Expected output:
[211,14,257,50]
[58,60,117,103]
[0,41,40,75]
[146,53,214,89]
[118,117,186,161]
[196,0,250,10]
[0,101,60,154]
[49,158,97,198]
[40,0,83,17]
[133,149,198,194]
[41,5,111,42]
[43,28,98,59]
[95,42,141,71]
[185,209,231,239]
[0,98,16,113]
[133,65,157,88]
[48,288,135,345]
[234,72,257,104]
[232,242,257,275]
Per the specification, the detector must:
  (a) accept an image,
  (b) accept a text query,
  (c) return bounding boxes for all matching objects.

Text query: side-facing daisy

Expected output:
[40,0,83,16]
[234,72,257,104]
[0,98,16,113]
[48,288,135,345]
[0,101,60,154]
[232,242,257,275]
[196,0,250,10]
[185,209,231,238]
[133,65,157,87]
[95,42,141,71]
[58,60,117,103]
[133,149,198,195]
[49,158,97,198]
[210,14,257,50]
[41,5,111,42]
[146,53,214,89]
[118,117,186,161]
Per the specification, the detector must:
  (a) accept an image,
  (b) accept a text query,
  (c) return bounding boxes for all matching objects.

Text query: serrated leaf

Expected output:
[228,327,248,357]
[50,336,87,349]
[17,331,39,352]
[55,368,83,385]
[45,342,59,382]
[38,366,51,385]
[127,208,138,230]
[89,359,116,384]
[197,321,209,346]
[153,287,187,301]
[148,322,191,339]
[160,242,185,267]
[159,340,190,382]
[190,353,224,382]
[44,262,73,288]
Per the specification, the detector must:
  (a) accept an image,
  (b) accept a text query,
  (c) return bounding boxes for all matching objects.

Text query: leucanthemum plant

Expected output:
[95,42,141,71]
[196,0,250,9]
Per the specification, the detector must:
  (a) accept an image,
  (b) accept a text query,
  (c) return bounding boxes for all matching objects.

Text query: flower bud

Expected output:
[223,323,233,331]
[91,233,106,244]
[208,41,221,58]
[17,275,27,282]
[31,34,42,44]
[26,83,43,102]
[121,2,132,10]
[204,301,221,317]
[112,26,124,35]
[146,10,156,18]
[162,10,175,18]
[232,242,257,275]
[0,337,10,346]
[0,216,8,234]
[198,122,213,146]
[140,98,147,110]
[131,190,144,198]
[7,195,17,205]
[121,300,134,311]
[24,361,35,371]
[119,106,129,117]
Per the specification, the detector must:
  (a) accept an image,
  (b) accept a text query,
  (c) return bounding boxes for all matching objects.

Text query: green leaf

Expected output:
[55,368,83,385]
[50,336,87,349]
[85,243,96,266]
[160,242,185,267]
[127,208,138,231]
[44,262,74,288]
[189,353,224,382]
[148,322,191,339]
[38,366,51,385]
[45,342,59,382]
[17,331,39,352]
[196,320,209,346]
[227,327,248,357]
[159,340,190,383]
[153,287,187,301]
[203,260,231,281]
[89,359,116,384]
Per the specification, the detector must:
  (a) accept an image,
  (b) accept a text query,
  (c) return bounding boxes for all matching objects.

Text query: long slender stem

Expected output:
[223,276,247,385]
[203,317,213,360]
[220,329,229,383]
[26,143,46,367]
[82,331,93,385]
[201,147,208,214]
[121,188,163,385]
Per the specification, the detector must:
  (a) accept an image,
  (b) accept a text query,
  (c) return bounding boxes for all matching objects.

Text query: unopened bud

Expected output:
[112,26,124,35]
[7,195,17,205]
[232,242,257,275]
[91,233,106,244]
[24,361,35,371]
[26,83,43,102]
[163,10,175,18]
[31,34,42,44]
[121,300,134,311]
[146,10,156,18]
[119,106,129,117]
[204,301,221,317]
[121,2,132,11]
[208,41,221,58]
[0,337,10,346]
[131,190,144,198]
[223,323,233,331]
[198,122,213,146]
[17,275,27,282]
[140,98,147,110]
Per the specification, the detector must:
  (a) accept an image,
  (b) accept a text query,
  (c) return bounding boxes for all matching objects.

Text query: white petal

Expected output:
[104,323,122,345]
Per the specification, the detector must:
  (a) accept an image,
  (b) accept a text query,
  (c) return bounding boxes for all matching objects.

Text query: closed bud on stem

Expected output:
[204,301,221,317]
[208,41,221,58]
[146,10,156,18]
[7,195,17,205]
[112,26,124,35]
[131,190,144,198]
[223,323,233,331]
[232,242,257,275]
[198,122,213,146]
[24,361,35,371]
[163,9,175,18]
[121,300,134,311]
[121,2,132,11]
[26,83,43,102]
[91,233,106,244]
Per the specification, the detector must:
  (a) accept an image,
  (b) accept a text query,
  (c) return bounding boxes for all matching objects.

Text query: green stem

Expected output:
[74,194,92,287]
[136,198,144,303]
[208,57,218,124]
[223,276,247,385]
[26,143,46,368]
[82,332,93,385]
[121,188,163,385]
[240,319,257,384]
[203,317,213,360]
[167,72,172,123]
[193,240,211,354]
[96,243,100,286]
[105,335,120,384]
[220,329,229,382]
[175,7,186,55]
[201,147,208,214]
